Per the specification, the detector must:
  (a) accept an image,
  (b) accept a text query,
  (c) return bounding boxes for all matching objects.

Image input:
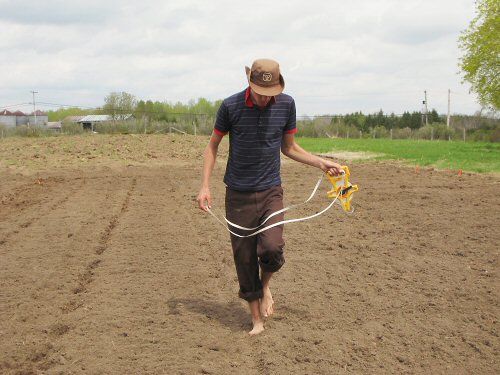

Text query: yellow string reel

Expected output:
[326,166,359,213]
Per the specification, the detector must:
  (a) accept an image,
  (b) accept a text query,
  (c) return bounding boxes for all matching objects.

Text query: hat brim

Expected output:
[245,66,285,96]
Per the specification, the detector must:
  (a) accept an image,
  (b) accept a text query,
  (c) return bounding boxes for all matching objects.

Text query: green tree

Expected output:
[459,0,500,110]
[410,111,422,129]
[400,111,412,129]
[429,109,443,123]
[135,100,146,119]
[103,92,137,119]
[145,100,156,120]
[374,109,387,128]
[47,107,94,121]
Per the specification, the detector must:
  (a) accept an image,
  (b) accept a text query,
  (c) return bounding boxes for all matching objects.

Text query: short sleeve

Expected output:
[214,101,230,136]
[283,99,297,134]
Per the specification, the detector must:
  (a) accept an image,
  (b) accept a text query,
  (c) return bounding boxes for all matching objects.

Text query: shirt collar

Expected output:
[245,86,277,108]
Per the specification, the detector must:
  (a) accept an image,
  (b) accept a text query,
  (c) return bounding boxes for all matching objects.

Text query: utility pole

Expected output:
[447,89,451,128]
[30,90,38,127]
[423,90,428,126]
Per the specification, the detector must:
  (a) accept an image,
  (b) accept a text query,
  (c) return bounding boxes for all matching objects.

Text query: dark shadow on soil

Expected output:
[167,297,311,332]
[167,297,249,332]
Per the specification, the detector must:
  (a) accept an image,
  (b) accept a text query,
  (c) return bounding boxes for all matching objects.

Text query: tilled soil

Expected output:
[0,134,498,374]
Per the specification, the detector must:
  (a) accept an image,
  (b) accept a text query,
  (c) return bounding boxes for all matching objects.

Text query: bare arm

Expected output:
[281,133,343,176]
[196,133,224,211]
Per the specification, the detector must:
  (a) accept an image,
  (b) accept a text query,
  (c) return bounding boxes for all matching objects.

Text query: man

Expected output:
[197,58,343,336]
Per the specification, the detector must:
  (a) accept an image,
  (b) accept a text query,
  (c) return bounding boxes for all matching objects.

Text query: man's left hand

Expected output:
[320,160,344,176]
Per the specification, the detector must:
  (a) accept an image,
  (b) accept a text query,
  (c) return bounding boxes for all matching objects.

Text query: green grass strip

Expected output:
[296,138,500,173]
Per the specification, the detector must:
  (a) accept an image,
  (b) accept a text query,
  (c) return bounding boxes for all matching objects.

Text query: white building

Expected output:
[77,114,134,130]
[0,109,48,128]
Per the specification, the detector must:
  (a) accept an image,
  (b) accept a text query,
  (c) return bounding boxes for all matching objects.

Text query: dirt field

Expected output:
[0,134,498,375]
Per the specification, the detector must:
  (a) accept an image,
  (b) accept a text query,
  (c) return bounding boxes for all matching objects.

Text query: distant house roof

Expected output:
[0,110,30,116]
[64,115,86,122]
[78,114,133,123]
[78,115,112,122]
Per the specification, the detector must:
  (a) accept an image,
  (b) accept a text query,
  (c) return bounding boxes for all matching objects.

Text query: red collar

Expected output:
[245,87,277,108]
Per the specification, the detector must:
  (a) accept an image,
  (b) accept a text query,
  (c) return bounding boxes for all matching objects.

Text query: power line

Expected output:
[449,90,473,96]
[0,102,31,109]
[37,101,98,109]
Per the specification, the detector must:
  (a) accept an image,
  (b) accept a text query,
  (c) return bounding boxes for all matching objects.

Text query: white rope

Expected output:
[206,176,343,238]
[223,175,324,231]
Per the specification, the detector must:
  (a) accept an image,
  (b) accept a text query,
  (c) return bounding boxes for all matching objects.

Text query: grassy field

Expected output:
[297,138,500,173]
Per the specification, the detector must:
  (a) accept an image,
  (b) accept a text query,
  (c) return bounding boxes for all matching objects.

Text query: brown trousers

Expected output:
[225,186,285,301]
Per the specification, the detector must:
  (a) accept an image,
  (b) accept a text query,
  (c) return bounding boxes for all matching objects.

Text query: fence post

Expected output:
[359,130,362,139]
[463,128,466,142]
[390,128,393,139]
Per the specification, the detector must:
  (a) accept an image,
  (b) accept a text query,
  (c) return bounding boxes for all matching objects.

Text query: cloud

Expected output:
[0,0,120,25]
[0,0,480,115]
[377,1,474,44]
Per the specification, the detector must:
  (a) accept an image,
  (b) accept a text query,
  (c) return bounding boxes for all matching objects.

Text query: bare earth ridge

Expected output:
[0,134,498,374]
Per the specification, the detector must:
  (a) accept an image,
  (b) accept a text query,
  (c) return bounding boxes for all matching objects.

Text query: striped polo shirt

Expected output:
[214,87,297,191]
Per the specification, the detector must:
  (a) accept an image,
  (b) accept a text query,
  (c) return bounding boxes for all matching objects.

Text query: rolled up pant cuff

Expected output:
[239,289,263,302]
[259,259,284,273]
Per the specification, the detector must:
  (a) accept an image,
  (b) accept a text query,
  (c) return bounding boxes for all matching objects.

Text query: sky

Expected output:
[0,0,481,117]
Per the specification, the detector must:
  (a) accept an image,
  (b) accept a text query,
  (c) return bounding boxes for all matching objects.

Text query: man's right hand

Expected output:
[197,133,223,212]
[196,186,212,212]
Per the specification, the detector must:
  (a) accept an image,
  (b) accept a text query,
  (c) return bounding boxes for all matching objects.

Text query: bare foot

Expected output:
[249,319,264,336]
[260,287,274,318]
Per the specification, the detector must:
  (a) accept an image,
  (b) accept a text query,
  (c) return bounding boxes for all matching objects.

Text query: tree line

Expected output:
[43,91,498,142]
[297,112,499,142]
[334,109,443,132]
